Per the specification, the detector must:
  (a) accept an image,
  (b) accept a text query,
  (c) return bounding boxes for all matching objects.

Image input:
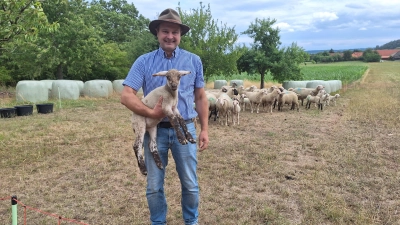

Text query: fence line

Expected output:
[1,195,90,225]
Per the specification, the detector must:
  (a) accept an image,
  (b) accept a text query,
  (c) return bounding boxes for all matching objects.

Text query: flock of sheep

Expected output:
[205,83,341,126]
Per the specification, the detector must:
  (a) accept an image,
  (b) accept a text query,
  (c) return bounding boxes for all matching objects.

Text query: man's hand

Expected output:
[151,96,166,119]
[198,130,209,151]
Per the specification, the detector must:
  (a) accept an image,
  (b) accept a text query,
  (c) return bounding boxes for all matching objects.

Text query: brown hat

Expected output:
[149,8,190,36]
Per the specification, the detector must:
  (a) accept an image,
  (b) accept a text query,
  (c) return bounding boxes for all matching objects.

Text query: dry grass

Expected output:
[1,62,400,225]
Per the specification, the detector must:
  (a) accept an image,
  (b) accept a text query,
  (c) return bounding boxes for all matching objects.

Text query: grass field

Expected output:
[1,61,400,224]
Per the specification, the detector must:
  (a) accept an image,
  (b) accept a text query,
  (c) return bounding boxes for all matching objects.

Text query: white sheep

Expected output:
[245,90,267,113]
[326,94,340,106]
[206,92,218,121]
[216,93,233,126]
[131,69,196,175]
[289,85,324,106]
[231,98,241,125]
[239,93,250,112]
[261,87,280,113]
[305,95,322,110]
[277,90,299,111]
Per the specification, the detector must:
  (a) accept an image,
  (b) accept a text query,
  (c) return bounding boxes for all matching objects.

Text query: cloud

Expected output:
[312,12,339,22]
[359,27,367,31]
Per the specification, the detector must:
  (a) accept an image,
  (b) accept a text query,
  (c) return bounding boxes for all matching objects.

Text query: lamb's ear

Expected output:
[153,71,168,76]
[178,70,191,76]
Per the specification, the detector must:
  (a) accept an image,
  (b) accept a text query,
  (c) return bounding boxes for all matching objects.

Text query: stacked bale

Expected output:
[214,80,227,89]
[282,81,310,89]
[16,80,49,103]
[112,79,125,94]
[50,80,80,100]
[84,80,113,98]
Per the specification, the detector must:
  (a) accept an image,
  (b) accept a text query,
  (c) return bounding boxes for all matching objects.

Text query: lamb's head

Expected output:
[335,94,340,98]
[153,69,191,91]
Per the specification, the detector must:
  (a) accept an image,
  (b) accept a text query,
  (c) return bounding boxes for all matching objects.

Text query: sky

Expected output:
[126,0,400,51]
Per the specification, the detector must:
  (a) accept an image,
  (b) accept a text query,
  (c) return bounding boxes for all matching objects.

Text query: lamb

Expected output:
[239,93,250,112]
[231,98,241,125]
[245,90,267,113]
[305,95,322,110]
[131,69,196,175]
[289,85,324,106]
[216,93,233,126]
[277,89,299,111]
[326,94,340,106]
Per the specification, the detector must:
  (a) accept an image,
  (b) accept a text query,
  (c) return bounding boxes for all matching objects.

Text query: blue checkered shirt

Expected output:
[123,47,205,121]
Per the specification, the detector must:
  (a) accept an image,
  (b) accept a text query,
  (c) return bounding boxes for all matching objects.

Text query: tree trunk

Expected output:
[56,63,63,79]
[260,71,265,89]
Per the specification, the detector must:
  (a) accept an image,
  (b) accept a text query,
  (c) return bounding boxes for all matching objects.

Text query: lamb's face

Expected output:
[166,73,181,91]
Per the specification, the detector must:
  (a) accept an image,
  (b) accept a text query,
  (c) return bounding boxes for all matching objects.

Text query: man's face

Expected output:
[156,22,181,55]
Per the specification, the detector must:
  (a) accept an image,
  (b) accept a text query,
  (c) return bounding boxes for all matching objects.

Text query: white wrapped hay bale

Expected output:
[306,80,331,93]
[40,80,55,96]
[83,80,113,98]
[50,80,80,100]
[16,80,49,103]
[282,81,309,89]
[75,80,84,96]
[214,80,227,89]
[326,80,340,93]
[229,80,243,88]
[112,79,125,94]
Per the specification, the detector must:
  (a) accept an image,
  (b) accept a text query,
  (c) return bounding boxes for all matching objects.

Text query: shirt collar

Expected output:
[157,46,180,59]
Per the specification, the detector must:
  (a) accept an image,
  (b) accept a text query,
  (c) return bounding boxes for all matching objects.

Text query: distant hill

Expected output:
[376,39,400,50]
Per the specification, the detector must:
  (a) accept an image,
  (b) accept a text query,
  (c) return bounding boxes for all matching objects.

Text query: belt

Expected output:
[158,119,194,128]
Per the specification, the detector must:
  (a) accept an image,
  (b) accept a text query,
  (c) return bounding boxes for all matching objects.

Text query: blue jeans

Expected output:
[144,122,199,225]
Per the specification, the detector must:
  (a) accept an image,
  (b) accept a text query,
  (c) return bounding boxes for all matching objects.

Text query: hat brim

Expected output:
[149,20,190,36]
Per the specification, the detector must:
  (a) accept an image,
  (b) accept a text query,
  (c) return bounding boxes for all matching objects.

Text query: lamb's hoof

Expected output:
[178,139,188,145]
[138,162,147,176]
[188,138,196,144]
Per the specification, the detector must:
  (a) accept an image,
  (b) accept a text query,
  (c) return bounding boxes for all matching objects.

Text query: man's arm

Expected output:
[120,85,165,119]
[194,87,209,151]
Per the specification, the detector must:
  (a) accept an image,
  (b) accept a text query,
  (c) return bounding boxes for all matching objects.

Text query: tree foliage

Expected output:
[238,18,282,88]
[362,48,381,62]
[0,0,59,44]
[177,3,241,81]
[270,43,305,83]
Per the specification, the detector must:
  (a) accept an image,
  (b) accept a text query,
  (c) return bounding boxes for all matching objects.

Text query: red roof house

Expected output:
[376,49,400,60]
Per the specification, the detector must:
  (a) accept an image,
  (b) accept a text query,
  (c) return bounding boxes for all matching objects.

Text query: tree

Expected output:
[0,0,58,44]
[329,48,334,53]
[362,48,381,62]
[39,0,104,80]
[239,18,281,88]
[270,42,305,83]
[177,3,240,81]
[343,50,352,61]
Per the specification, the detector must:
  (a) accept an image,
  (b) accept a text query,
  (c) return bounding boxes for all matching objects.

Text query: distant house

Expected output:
[376,49,400,60]
[393,51,400,60]
[352,52,363,59]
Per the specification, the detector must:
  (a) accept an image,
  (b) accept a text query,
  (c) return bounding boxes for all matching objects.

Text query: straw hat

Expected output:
[149,8,190,36]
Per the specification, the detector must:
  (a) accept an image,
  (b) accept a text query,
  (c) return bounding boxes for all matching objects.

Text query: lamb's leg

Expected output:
[132,120,147,175]
[175,114,196,144]
[147,127,163,170]
[168,115,189,145]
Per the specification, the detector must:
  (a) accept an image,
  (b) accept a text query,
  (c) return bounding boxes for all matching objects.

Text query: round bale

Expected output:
[16,80,49,103]
[112,79,125,94]
[50,80,80,100]
[84,80,113,98]
[214,80,227,89]
[282,81,309,89]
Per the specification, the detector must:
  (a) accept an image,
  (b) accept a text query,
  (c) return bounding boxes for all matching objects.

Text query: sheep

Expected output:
[277,89,299,111]
[231,98,241,125]
[326,94,340,106]
[261,87,280,113]
[289,85,324,106]
[206,92,218,121]
[239,93,251,112]
[305,95,322,110]
[245,90,267,113]
[222,86,239,98]
[216,93,233,126]
[131,69,196,175]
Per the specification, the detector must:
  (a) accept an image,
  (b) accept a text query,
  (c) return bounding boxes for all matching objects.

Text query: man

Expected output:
[120,8,209,225]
